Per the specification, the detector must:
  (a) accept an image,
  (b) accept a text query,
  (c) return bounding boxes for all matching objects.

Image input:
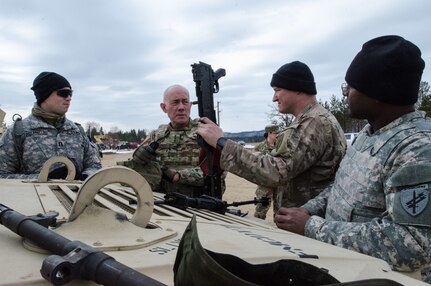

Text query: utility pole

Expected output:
[216,101,221,126]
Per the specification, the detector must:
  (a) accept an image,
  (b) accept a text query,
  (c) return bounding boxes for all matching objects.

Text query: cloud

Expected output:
[1,0,430,132]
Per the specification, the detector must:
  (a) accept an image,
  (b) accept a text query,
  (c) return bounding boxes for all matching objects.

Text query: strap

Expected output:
[12,114,24,172]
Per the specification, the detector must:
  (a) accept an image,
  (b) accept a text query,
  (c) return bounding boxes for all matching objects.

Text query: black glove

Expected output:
[133,141,159,165]
[48,166,69,179]
[48,158,83,180]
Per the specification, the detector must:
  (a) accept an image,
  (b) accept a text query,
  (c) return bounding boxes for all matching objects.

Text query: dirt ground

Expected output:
[101,151,274,222]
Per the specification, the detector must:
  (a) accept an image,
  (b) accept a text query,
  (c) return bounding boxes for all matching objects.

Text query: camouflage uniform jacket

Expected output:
[144,118,204,196]
[221,102,346,211]
[254,140,274,154]
[302,111,431,274]
[0,114,102,179]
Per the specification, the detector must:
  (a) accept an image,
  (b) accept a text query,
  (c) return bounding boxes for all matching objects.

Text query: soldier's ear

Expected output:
[160,103,167,113]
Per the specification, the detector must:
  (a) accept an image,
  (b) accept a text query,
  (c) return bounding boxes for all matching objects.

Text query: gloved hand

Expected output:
[48,166,69,179]
[133,141,159,165]
[161,165,180,182]
[48,158,84,180]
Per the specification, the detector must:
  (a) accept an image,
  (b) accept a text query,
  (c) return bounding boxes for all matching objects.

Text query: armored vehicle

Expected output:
[0,157,427,285]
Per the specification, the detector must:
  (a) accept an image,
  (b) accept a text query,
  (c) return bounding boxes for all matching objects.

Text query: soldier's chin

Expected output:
[176,115,188,120]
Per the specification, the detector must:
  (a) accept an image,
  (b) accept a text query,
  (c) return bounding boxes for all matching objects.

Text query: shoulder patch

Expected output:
[392,184,431,227]
[400,184,429,216]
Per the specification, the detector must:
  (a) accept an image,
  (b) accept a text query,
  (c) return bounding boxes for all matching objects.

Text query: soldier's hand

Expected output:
[133,141,159,165]
[197,117,224,148]
[274,207,310,235]
[161,166,180,182]
[48,166,69,179]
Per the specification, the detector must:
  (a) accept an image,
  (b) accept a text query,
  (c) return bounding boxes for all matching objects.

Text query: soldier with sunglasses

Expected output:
[0,72,102,180]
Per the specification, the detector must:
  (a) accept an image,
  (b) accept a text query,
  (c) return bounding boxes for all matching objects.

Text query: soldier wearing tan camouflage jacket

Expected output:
[253,124,278,219]
[274,36,431,283]
[141,117,203,196]
[128,84,223,197]
[0,72,101,180]
[197,61,347,213]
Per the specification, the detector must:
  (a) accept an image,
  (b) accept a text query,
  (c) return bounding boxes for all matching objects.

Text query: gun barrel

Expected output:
[0,204,165,286]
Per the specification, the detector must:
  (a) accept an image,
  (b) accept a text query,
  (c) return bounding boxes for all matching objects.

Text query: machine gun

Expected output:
[155,192,269,216]
[0,203,165,286]
[191,61,226,199]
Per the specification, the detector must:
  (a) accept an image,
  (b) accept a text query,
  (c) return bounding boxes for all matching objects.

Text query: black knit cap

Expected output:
[31,72,72,105]
[270,61,317,95]
[345,35,425,105]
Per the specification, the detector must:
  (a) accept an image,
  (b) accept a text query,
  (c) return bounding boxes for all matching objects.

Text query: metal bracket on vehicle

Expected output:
[37,156,76,183]
[68,166,154,228]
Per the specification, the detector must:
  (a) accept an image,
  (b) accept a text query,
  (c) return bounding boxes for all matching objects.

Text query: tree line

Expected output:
[86,121,146,146]
[88,81,431,144]
[268,81,431,133]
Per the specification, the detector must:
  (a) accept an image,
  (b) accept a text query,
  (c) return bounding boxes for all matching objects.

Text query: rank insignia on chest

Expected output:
[400,184,429,216]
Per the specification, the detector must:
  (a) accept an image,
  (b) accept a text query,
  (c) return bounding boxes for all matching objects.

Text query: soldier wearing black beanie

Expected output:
[270,61,317,95]
[345,35,425,105]
[31,72,72,105]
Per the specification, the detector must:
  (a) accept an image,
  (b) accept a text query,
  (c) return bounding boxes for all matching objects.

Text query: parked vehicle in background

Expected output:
[345,132,359,145]
[96,143,108,150]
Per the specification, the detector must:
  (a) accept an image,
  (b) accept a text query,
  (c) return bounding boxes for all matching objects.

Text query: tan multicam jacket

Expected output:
[220,102,346,212]
[143,118,204,196]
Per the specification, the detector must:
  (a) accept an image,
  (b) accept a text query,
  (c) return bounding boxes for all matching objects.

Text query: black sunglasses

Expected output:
[56,89,73,98]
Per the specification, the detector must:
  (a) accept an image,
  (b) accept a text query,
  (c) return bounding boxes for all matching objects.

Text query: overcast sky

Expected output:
[1,0,430,133]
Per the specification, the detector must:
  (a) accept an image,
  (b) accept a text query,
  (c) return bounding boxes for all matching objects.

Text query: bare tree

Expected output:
[266,104,294,129]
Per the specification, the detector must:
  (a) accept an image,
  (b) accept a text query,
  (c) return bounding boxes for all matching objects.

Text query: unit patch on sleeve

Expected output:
[392,184,431,227]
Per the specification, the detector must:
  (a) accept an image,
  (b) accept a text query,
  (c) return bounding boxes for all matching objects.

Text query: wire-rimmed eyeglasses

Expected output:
[341,83,350,97]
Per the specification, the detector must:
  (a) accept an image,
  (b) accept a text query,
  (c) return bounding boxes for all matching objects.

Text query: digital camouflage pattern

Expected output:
[0,114,101,179]
[302,111,431,283]
[253,140,275,219]
[221,102,346,213]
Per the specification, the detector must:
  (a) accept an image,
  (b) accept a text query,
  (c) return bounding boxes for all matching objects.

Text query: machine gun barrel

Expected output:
[0,203,165,286]
[154,193,269,215]
[227,197,270,207]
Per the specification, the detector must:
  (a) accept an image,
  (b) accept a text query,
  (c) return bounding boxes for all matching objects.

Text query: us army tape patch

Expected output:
[393,184,431,227]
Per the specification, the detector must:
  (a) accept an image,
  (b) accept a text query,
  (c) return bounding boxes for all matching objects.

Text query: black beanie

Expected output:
[345,35,425,105]
[270,61,317,95]
[31,72,72,105]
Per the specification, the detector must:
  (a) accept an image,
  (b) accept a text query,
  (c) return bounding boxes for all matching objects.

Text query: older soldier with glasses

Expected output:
[0,71,102,180]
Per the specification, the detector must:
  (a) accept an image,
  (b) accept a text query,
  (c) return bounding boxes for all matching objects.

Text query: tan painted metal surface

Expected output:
[0,166,427,285]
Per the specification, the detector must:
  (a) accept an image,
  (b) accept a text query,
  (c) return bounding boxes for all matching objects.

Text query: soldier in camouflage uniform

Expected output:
[0,72,101,180]
[122,84,224,197]
[197,61,346,214]
[253,124,278,219]
[274,36,431,283]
